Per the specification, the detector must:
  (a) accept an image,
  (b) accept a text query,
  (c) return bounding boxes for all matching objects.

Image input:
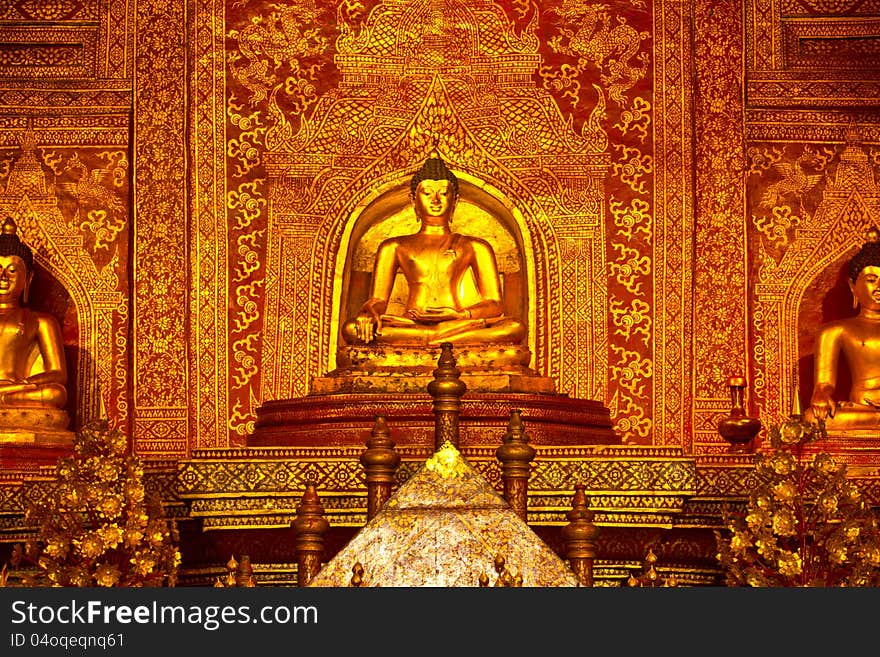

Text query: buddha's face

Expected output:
[0,255,28,305]
[850,265,880,311]
[413,179,455,223]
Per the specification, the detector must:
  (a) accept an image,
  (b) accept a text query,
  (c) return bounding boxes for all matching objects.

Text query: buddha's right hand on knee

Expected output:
[810,387,836,421]
[355,313,381,343]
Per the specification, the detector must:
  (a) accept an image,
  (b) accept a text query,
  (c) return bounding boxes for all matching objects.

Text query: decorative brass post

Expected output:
[427,342,467,451]
[292,482,329,587]
[236,555,256,587]
[495,409,535,522]
[561,484,599,587]
[360,415,400,521]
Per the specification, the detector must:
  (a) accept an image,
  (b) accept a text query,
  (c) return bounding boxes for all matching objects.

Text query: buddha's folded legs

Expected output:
[0,382,67,408]
[342,315,526,346]
[427,317,526,346]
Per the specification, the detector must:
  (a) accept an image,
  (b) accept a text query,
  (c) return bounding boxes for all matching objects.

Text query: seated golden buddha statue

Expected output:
[326,156,552,394]
[341,156,525,348]
[0,217,69,436]
[807,229,880,431]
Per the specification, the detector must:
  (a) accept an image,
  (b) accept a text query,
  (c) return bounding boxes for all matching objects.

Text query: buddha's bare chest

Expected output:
[0,330,37,374]
[839,323,880,360]
[397,246,467,283]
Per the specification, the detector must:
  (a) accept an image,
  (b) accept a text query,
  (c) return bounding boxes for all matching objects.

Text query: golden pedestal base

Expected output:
[311,371,556,395]
[801,431,880,474]
[336,342,534,372]
[0,407,73,471]
[325,342,555,394]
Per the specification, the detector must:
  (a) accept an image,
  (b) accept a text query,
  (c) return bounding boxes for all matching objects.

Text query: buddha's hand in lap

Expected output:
[405,307,467,324]
[0,379,37,393]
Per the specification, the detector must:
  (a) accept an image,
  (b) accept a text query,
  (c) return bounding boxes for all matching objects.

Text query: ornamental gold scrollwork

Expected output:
[614,96,651,141]
[133,0,188,455]
[224,2,336,439]
[226,102,266,178]
[610,298,651,346]
[612,145,652,195]
[540,3,654,443]
[610,196,652,241]
[545,2,649,111]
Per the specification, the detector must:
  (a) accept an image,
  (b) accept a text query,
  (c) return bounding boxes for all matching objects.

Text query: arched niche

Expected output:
[331,176,533,367]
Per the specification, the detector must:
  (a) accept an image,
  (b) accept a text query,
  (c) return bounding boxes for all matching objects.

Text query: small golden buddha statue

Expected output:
[807,228,880,431]
[0,217,68,423]
[341,156,526,347]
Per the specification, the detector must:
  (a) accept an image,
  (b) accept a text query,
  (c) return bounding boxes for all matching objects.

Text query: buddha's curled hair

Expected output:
[410,156,459,199]
[0,217,33,273]
[849,227,880,282]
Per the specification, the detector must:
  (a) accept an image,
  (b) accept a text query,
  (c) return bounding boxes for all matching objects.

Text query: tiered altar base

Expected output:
[802,432,880,474]
[249,391,617,448]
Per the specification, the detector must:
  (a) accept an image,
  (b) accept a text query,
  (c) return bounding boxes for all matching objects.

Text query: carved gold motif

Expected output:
[133,0,189,454]
[691,0,748,454]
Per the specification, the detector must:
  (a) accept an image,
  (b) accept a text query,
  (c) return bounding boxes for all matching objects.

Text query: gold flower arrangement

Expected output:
[716,417,880,587]
[11,421,180,587]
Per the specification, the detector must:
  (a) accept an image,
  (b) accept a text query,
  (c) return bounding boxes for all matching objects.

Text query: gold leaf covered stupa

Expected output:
[307,441,580,587]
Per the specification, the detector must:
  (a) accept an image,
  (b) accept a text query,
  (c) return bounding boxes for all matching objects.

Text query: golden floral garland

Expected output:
[10,421,180,587]
[716,417,880,587]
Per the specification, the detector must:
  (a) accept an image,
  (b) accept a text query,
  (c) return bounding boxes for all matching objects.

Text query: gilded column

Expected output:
[426,343,467,451]
[132,0,189,455]
[561,484,599,587]
[360,415,400,521]
[292,482,329,587]
[495,409,535,522]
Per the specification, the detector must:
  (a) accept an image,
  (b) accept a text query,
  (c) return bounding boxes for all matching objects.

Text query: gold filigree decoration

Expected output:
[96,151,127,188]
[227,179,267,436]
[610,393,652,441]
[747,145,784,176]
[113,300,129,423]
[57,153,125,215]
[511,0,532,19]
[798,0,861,12]
[227,2,330,151]
[226,100,266,177]
[228,180,265,230]
[537,62,582,108]
[610,196,652,241]
[610,344,653,399]
[227,397,256,440]
[758,146,822,214]
[612,145,652,194]
[614,96,651,141]
[751,297,767,405]
[753,205,801,251]
[609,243,651,296]
[546,2,649,108]
[610,297,651,346]
[231,333,259,389]
[79,209,124,255]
